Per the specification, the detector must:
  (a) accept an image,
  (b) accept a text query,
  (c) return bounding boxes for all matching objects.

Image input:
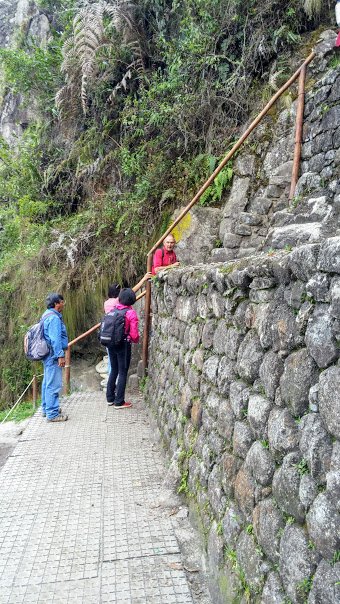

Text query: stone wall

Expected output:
[145,240,340,603]
[211,31,340,264]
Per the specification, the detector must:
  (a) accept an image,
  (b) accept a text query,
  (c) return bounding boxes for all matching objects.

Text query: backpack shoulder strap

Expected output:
[41,311,59,323]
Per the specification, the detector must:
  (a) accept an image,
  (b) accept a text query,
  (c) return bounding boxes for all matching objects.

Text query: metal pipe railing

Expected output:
[289,63,307,202]
[141,51,315,370]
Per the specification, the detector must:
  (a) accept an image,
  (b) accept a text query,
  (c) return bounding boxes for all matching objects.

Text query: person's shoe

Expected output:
[107,401,115,406]
[114,402,132,409]
[43,407,62,418]
[47,413,68,422]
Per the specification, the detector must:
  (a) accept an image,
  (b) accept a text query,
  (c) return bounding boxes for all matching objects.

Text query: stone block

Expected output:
[306,273,330,302]
[248,196,272,215]
[306,305,338,368]
[306,492,340,560]
[180,384,194,417]
[279,525,317,604]
[330,277,340,319]
[249,289,275,303]
[188,323,202,350]
[272,452,305,522]
[208,465,227,518]
[217,356,236,396]
[280,348,319,416]
[217,398,235,442]
[245,442,275,486]
[253,498,284,564]
[299,413,332,483]
[259,351,284,401]
[236,531,267,590]
[229,380,250,420]
[271,223,322,249]
[207,521,225,569]
[234,153,256,176]
[239,212,262,226]
[261,572,285,604]
[318,237,340,274]
[191,398,202,429]
[223,177,250,218]
[189,349,202,372]
[223,232,242,248]
[202,320,217,348]
[211,292,225,318]
[234,466,255,520]
[318,366,340,441]
[233,421,254,459]
[288,244,320,281]
[299,474,318,511]
[233,300,252,334]
[248,394,272,440]
[222,503,243,547]
[236,331,264,383]
[308,560,340,604]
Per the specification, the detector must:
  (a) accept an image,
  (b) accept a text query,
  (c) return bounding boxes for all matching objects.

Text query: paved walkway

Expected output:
[0,391,209,603]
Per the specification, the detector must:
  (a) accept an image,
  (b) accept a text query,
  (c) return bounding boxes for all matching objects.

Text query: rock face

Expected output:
[147,238,340,604]
[0,0,51,144]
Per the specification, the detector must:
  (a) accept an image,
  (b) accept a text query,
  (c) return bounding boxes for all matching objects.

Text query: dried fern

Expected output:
[56,0,145,119]
[303,0,322,18]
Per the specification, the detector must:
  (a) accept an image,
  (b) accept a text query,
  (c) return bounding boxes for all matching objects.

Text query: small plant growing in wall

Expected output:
[178,469,189,495]
[294,458,309,476]
[297,576,313,598]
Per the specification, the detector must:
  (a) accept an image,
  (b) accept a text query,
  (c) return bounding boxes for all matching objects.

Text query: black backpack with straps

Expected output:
[99,308,129,347]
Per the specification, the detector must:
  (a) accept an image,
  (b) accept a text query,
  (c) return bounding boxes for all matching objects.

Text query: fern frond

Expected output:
[56,0,145,119]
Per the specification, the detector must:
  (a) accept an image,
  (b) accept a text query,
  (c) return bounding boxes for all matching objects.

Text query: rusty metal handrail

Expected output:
[289,63,307,201]
[141,51,315,369]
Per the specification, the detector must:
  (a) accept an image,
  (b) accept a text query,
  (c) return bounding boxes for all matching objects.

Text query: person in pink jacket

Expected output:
[106,288,139,409]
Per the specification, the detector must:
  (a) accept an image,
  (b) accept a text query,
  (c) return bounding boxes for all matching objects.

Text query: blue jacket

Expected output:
[41,309,68,359]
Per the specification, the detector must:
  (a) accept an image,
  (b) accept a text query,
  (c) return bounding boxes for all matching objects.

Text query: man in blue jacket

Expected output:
[41,293,69,422]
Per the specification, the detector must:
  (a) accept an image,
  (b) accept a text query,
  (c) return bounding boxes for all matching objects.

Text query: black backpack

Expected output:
[99,308,129,347]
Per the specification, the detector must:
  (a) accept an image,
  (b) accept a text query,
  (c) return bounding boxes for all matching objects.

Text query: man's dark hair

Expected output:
[118,288,136,306]
[46,293,64,308]
[108,284,121,298]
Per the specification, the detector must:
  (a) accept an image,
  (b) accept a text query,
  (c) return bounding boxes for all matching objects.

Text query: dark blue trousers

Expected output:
[106,341,131,405]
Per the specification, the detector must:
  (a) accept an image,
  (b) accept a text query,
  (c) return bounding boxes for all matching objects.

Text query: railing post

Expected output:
[289,63,307,202]
[64,346,71,394]
[32,374,37,410]
[142,254,153,373]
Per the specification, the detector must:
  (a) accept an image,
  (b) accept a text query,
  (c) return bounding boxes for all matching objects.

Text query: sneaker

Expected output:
[107,401,115,406]
[42,407,62,418]
[114,402,132,409]
[47,413,68,422]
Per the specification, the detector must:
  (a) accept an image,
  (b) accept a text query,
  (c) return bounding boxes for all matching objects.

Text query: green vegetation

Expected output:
[0,399,40,423]
[294,458,309,476]
[297,576,313,598]
[0,0,333,406]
